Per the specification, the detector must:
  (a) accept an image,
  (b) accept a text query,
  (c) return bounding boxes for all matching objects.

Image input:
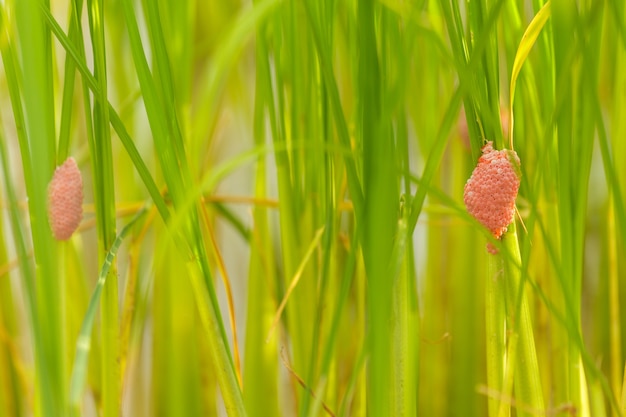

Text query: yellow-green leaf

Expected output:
[509,1,552,148]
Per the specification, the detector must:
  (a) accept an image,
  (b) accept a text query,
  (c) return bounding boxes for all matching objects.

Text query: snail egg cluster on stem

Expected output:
[463,141,521,254]
[47,157,83,241]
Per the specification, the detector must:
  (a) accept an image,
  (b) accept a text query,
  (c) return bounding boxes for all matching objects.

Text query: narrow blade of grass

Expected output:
[69,209,146,415]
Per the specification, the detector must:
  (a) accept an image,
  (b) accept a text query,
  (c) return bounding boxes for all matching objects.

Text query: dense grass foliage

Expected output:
[0,0,625,416]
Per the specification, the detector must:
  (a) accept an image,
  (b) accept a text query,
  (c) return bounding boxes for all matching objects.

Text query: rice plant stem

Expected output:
[68,209,146,415]
[486,252,507,417]
[84,0,120,415]
[243,45,279,413]
[15,0,64,414]
[187,261,246,416]
[502,222,545,417]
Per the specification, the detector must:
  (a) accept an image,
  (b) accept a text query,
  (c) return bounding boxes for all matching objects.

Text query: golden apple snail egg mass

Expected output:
[463,141,521,254]
[48,157,84,241]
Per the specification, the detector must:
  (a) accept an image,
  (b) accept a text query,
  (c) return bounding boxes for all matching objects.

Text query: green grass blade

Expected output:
[84,1,120,414]
[486,254,507,417]
[503,223,545,417]
[14,0,64,414]
[69,209,146,415]
[0,116,30,417]
[57,0,83,162]
[243,64,279,413]
[509,1,552,149]
[356,1,399,415]
[186,259,246,416]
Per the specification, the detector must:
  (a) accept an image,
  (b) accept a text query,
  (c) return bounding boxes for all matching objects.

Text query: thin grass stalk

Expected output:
[449,142,485,416]
[391,211,417,416]
[486,251,507,417]
[57,0,81,162]
[497,332,517,417]
[186,259,246,416]
[153,222,203,416]
[608,2,626,409]
[68,210,145,415]
[156,0,193,115]
[151,226,172,415]
[502,223,545,417]
[590,379,609,417]
[609,201,621,413]
[119,208,156,386]
[84,0,120,414]
[596,2,626,410]
[357,1,400,414]
[0,0,38,336]
[0,6,33,195]
[242,46,279,412]
[332,239,365,416]
[318,225,360,390]
[594,89,626,416]
[202,211,242,386]
[394,114,419,416]
[14,0,64,414]
[0,242,19,417]
[388,19,419,400]
[0,125,27,417]
[551,1,580,412]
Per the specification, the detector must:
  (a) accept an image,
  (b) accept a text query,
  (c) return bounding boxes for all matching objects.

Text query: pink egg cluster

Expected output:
[48,157,83,241]
[463,142,521,253]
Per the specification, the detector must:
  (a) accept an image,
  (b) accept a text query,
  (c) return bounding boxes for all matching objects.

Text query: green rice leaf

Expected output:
[508,1,551,148]
[69,209,146,415]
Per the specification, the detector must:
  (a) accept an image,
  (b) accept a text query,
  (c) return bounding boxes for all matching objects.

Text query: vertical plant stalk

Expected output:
[608,202,622,408]
[357,0,399,415]
[68,210,145,415]
[391,210,418,417]
[609,3,626,409]
[502,222,545,417]
[186,261,246,416]
[486,253,507,417]
[14,0,64,414]
[0,124,27,417]
[85,0,120,414]
[242,9,279,415]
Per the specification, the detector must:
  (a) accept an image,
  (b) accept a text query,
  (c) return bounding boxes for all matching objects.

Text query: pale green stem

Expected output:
[486,248,507,417]
[187,262,246,416]
[502,222,545,417]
